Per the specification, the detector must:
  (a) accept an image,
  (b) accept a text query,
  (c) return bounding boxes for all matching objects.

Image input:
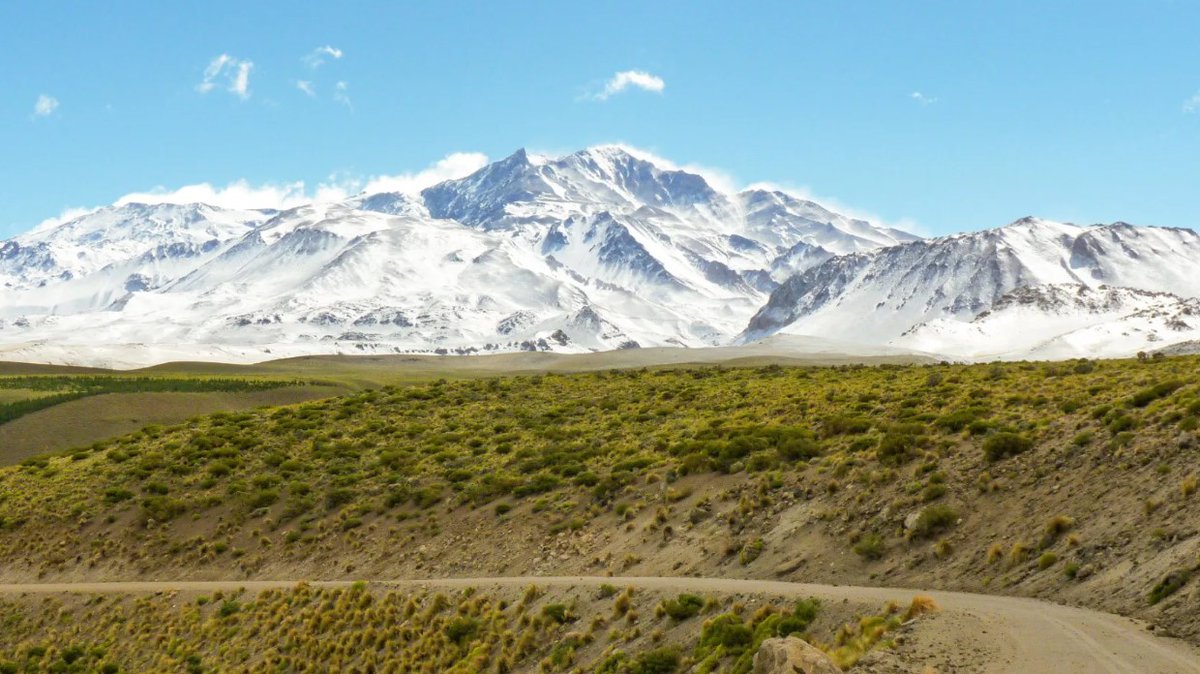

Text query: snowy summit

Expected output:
[1,148,1197,367]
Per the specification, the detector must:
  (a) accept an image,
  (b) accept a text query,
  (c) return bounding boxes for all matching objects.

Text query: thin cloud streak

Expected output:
[196,54,254,100]
[588,70,665,101]
[303,45,344,68]
[102,152,490,212]
[910,91,937,106]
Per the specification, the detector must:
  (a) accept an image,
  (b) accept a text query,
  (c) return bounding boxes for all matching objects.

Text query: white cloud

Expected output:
[303,45,344,68]
[101,152,488,213]
[745,179,927,236]
[296,80,316,97]
[333,81,352,110]
[115,180,313,211]
[196,54,254,100]
[589,70,665,101]
[910,91,936,106]
[1185,91,1200,114]
[587,143,738,193]
[361,152,489,194]
[27,206,100,236]
[33,94,59,117]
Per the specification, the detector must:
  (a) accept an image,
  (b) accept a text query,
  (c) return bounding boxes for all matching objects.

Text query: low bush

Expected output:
[910,505,958,539]
[660,594,705,621]
[982,433,1032,462]
[853,533,886,560]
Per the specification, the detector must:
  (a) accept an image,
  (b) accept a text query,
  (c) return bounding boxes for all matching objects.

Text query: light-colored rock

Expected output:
[753,636,840,674]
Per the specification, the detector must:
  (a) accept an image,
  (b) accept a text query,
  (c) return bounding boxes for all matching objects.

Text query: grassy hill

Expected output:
[0,341,928,462]
[0,356,1196,646]
[0,375,345,465]
[0,581,935,673]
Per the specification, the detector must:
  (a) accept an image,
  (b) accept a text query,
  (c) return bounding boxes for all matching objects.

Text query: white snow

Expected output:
[0,147,914,366]
[746,219,1200,361]
[7,147,1197,367]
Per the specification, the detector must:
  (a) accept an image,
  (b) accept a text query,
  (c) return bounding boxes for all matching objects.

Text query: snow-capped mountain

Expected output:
[5,147,1196,367]
[897,284,1200,359]
[744,218,1200,359]
[0,146,914,366]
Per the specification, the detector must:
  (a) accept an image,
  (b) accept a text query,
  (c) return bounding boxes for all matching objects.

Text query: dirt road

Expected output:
[1,576,1195,673]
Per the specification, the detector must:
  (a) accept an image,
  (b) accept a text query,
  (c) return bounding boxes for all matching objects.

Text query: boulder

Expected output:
[752,636,841,674]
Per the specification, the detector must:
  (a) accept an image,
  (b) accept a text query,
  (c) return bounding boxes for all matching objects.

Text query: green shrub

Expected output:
[630,647,680,674]
[217,600,241,618]
[1129,380,1183,407]
[660,594,705,621]
[324,488,355,510]
[739,538,765,565]
[1149,569,1193,605]
[853,533,886,560]
[541,603,571,624]
[103,487,134,504]
[983,433,1032,462]
[248,489,279,509]
[140,496,185,523]
[697,613,753,657]
[910,505,958,538]
[445,617,479,645]
[935,407,988,433]
[877,431,922,464]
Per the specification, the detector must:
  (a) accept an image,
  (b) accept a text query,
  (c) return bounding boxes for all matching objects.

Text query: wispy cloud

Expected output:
[32,94,59,117]
[910,91,937,106]
[296,80,316,97]
[99,152,488,213]
[28,206,99,236]
[361,152,489,194]
[303,45,344,69]
[588,70,665,101]
[333,81,352,110]
[115,180,311,211]
[1185,91,1200,114]
[196,54,254,100]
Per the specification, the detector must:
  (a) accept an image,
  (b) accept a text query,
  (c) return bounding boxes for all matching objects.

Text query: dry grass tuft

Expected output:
[902,595,939,621]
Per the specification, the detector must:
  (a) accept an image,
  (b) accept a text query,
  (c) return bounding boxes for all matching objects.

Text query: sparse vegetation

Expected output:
[853,533,886,561]
[0,357,1196,646]
[910,505,958,539]
[0,584,921,674]
[0,375,304,426]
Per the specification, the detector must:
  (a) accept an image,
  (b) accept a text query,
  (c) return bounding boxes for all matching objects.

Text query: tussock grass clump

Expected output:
[658,594,705,622]
[853,533,886,561]
[1149,568,1194,605]
[909,505,958,539]
[1182,475,1198,499]
[1041,515,1075,548]
[982,433,1033,462]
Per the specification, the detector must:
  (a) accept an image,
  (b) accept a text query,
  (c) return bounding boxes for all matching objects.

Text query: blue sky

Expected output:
[3,1,1199,238]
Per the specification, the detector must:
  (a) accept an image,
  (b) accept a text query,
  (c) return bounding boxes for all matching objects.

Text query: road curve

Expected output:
[0,576,1196,673]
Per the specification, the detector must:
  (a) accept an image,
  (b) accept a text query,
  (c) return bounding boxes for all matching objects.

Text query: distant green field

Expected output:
[0,386,347,465]
[0,375,344,465]
[0,345,930,464]
[0,389,51,405]
[0,375,308,426]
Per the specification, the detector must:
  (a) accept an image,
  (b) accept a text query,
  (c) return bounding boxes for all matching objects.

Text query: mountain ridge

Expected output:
[2,147,1198,366]
[744,217,1200,359]
[0,147,916,366]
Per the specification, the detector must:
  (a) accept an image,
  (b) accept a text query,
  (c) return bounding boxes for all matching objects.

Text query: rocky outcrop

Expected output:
[752,636,840,674]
